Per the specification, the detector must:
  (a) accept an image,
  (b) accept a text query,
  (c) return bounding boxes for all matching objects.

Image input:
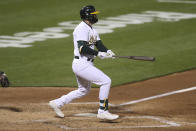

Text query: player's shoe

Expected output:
[49,100,64,118]
[97,111,119,120]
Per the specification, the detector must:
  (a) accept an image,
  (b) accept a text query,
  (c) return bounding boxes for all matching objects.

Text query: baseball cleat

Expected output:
[97,111,119,120]
[49,100,64,118]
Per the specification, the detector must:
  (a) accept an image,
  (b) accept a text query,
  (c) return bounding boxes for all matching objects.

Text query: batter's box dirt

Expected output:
[0,106,23,112]
[0,69,196,131]
[57,114,180,130]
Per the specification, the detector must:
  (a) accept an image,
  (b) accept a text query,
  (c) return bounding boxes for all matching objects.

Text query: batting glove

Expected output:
[107,50,116,59]
[98,52,112,59]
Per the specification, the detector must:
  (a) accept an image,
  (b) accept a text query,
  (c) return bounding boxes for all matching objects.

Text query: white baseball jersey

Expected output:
[53,21,111,109]
[73,21,100,59]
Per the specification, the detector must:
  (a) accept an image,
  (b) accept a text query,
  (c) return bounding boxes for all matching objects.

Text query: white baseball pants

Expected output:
[54,59,111,107]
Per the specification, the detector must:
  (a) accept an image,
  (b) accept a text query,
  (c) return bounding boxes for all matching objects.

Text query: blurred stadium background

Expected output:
[0,0,196,87]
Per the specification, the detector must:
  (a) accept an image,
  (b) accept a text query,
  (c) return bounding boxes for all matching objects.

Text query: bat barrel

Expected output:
[113,55,155,62]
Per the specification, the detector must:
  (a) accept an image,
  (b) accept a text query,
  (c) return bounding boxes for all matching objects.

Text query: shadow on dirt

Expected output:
[0,106,23,112]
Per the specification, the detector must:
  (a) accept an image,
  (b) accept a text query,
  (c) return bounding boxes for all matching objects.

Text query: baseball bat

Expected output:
[113,55,155,62]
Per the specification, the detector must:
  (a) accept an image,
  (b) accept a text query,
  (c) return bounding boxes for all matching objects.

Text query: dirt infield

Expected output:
[0,69,196,131]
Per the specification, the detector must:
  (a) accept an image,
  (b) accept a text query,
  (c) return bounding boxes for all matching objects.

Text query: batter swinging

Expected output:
[49,5,119,120]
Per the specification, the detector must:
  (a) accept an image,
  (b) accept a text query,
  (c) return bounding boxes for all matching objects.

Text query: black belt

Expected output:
[74,56,94,62]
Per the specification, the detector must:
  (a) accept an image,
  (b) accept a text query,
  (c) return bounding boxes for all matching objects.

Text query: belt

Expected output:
[74,56,94,62]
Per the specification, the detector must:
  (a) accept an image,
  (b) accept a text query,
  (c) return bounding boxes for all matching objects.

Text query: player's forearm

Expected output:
[78,41,98,56]
[95,40,108,52]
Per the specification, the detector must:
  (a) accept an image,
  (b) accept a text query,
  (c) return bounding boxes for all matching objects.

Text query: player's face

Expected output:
[91,14,98,24]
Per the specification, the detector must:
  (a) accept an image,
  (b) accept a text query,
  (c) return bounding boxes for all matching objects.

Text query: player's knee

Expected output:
[103,76,111,86]
[78,88,90,96]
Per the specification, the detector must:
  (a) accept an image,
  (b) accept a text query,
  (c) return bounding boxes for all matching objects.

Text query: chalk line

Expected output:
[44,86,196,107]
[158,0,196,4]
[58,115,181,130]
[111,86,196,107]
[13,86,196,108]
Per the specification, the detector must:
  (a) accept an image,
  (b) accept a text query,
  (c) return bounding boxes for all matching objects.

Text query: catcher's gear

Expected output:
[80,5,99,24]
[0,71,10,88]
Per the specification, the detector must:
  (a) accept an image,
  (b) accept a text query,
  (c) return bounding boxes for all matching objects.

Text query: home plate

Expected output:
[74,113,97,117]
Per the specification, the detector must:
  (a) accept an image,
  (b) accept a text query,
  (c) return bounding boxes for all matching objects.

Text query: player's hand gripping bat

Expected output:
[113,55,155,62]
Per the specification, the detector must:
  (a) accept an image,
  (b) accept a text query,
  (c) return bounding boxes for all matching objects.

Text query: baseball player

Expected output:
[49,5,119,120]
[0,71,10,88]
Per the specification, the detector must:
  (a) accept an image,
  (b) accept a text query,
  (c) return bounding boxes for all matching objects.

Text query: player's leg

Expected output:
[75,64,119,120]
[74,65,111,99]
[49,76,91,117]
[54,76,91,106]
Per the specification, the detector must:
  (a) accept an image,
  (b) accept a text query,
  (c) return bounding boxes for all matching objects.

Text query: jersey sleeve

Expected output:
[75,27,89,41]
[95,40,108,52]
[78,41,98,56]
